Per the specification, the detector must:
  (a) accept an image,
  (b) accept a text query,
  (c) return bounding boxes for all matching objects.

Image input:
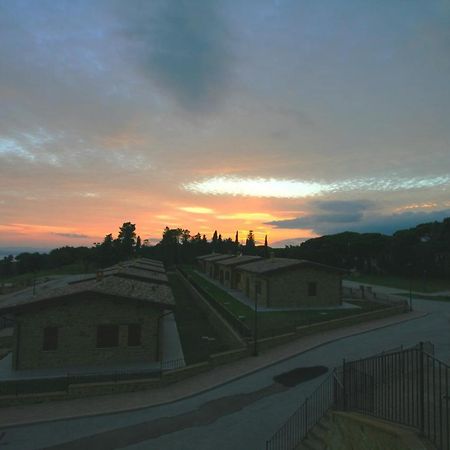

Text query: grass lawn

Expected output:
[183,266,251,317]
[345,273,450,293]
[182,266,385,339]
[168,272,229,364]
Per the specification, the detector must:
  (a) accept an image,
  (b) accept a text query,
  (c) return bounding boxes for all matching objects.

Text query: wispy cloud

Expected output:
[184,175,450,198]
[52,232,90,239]
[178,206,214,214]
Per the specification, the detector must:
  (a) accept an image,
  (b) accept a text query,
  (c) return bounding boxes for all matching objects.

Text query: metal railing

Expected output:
[0,358,186,396]
[342,342,449,450]
[160,358,186,371]
[266,369,337,450]
[265,342,448,450]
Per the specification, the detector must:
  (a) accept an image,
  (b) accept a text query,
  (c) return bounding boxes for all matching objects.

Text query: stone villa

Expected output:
[0,258,175,371]
[198,254,344,308]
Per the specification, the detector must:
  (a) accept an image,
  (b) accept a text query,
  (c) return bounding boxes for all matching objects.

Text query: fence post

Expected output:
[333,369,337,408]
[419,341,425,436]
[342,358,347,411]
[305,398,308,438]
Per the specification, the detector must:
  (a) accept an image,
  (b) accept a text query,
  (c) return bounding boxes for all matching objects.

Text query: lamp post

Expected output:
[408,263,413,312]
[253,294,258,356]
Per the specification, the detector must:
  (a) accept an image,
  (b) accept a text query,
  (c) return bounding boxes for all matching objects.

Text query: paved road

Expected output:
[1,296,449,450]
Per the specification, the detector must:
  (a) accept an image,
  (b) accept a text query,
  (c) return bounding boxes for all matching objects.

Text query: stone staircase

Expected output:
[296,412,333,450]
[295,411,435,450]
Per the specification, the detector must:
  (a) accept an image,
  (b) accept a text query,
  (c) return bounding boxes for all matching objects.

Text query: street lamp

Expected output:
[408,263,413,312]
[253,294,258,356]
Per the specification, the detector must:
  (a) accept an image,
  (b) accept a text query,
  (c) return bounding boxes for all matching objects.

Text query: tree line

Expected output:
[0,223,266,277]
[1,217,449,279]
[276,217,450,278]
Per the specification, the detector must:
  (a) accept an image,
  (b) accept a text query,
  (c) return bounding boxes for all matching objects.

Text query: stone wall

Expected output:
[234,266,341,308]
[268,267,341,308]
[14,293,160,370]
[255,304,406,352]
[236,271,269,307]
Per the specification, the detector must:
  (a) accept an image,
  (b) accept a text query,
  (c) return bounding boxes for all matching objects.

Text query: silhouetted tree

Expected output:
[135,236,142,254]
[118,222,136,258]
[212,230,218,252]
[245,230,256,255]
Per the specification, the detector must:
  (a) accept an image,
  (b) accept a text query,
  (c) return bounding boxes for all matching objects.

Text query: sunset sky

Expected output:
[1,0,450,253]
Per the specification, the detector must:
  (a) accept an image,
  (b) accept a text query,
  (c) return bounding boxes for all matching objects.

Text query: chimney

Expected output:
[96,271,104,282]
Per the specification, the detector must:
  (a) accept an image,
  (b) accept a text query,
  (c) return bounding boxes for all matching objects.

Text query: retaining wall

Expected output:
[176,269,246,349]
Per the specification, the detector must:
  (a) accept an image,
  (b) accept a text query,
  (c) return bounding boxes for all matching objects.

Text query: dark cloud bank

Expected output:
[119,0,230,110]
[266,200,450,235]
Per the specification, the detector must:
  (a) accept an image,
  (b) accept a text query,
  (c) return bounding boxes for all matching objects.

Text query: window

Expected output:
[308,282,317,296]
[236,273,241,283]
[97,325,119,348]
[43,327,58,351]
[128,324,142,347]
[225,271,230,281]
[255,281,262,294]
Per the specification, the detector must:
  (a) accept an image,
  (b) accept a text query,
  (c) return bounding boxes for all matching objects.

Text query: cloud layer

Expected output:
[0,1,449,247]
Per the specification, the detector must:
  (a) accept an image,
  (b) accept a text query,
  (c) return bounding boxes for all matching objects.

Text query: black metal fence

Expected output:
[342,342,449,450]
[266,342,449,450]
[0,358,186,396]
[266,369,337,450]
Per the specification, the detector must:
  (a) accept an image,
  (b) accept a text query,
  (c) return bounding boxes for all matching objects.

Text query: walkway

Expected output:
[343,279,450,297]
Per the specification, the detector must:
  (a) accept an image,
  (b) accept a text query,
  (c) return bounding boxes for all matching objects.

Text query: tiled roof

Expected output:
[237,258,344,275]
[216,255,262,267]
[113,260,166,274]
[113,267,168,283]
[0,276,175,312]
[127,264,166,274]
[136,258,164,267]
[196,253,217,260]
[74,266,168,284]
[202,254,235,262]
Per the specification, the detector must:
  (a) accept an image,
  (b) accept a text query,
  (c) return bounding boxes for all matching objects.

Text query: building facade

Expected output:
[236,258,343,308]
[1,275,174,370]
[216,255,262,288]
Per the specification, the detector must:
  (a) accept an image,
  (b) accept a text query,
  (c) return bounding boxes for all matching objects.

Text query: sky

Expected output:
[1,0,449,251]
